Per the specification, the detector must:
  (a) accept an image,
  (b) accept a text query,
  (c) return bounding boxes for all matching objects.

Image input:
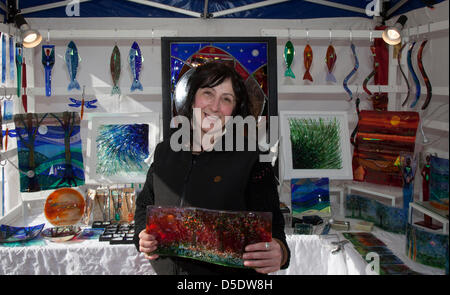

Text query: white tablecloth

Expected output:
[1,212,445,275]
[0,237,156,275]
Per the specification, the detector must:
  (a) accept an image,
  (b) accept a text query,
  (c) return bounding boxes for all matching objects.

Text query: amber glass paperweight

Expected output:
[146,206,272,268]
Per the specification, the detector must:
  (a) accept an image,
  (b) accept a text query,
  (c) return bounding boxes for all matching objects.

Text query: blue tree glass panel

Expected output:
[95,123,149,179]
[291,178,331,218]
[14,112,85,192]
[406,223,449,270]
[429,156,449,210]
[345,194,407,234]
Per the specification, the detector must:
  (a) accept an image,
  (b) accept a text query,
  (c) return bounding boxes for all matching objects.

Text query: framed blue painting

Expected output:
[161,37,278,141]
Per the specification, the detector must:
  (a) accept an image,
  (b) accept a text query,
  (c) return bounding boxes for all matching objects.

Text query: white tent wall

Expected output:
[1,1,448,217]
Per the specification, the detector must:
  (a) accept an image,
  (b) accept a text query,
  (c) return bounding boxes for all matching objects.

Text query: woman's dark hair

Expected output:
[178,62,251,122]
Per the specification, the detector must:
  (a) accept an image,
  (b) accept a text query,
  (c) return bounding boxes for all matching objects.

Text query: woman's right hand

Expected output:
[138,229,159,260]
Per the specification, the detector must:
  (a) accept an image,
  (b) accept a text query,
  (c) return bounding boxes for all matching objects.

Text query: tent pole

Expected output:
[202,0,210,19]
[126,0,202,18]
[386,0,409,19]
[303,0,366,15]
[211,0,289,18]
[19,0,92,15]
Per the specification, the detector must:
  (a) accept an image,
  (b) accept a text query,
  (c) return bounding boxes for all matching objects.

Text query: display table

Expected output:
[0,231,363,275]
[1,213,445,275]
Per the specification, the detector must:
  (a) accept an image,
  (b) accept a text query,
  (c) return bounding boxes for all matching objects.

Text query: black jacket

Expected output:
[134,139,290,274]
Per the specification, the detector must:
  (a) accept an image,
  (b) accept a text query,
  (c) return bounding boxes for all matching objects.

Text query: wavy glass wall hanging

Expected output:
[146,206,272,268]
[13,112,85,192]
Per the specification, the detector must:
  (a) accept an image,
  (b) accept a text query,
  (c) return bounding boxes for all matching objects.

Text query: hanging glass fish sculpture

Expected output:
[397,43,410,107]
[9,35,14,82]
[22,58,28,113]
[284,40,295,78]
[15,43,23,98]
[129,41,143,91]
[2,33,6,84]
[65,41,81,91]
[42,45,55,97]
[303,44,313,82]
[407,42,421,108]
[325,44,337,83]
[110,45,121,95]
[417,40,432,110]
[343,43,359,101]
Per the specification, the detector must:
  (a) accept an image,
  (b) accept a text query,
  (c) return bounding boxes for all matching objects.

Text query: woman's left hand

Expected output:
[243,240,283,274]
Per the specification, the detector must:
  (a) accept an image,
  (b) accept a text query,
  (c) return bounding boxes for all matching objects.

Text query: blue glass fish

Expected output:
[9,35,14,81]
[15,43,23,97]
[2,33,6,83]
[65,41,81,91]
[42,45,55,97]
[129,41,143,91]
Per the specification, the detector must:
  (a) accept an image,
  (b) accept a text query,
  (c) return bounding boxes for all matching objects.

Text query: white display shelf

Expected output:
[277,85,448,95]
[262,20,449,40]
[4,86,447,97]
[278,85,402,94]
[346,184,400,207]
[2,86,162,97]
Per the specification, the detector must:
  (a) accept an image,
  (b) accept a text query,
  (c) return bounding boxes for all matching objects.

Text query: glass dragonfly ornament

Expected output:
[68,87,97,120]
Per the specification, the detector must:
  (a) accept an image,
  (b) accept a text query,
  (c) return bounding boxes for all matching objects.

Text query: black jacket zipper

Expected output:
[180,154,197,207]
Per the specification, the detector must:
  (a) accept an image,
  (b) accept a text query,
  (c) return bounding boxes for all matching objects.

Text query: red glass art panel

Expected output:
[146,206,272,268]
[352,110,419,187]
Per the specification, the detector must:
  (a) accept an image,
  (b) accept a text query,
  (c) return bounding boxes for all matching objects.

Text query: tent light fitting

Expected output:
[382,15,408,45]
[14,14,43,48]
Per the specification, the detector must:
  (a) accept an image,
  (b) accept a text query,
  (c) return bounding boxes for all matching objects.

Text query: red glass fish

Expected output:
[417,40,432,110]
[4,128,8,151]
[325,45,337,82]
[303,44,313,82]
[22,58,27,113]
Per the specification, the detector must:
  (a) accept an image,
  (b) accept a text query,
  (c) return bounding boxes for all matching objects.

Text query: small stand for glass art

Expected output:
[1,148,46,224]
[92,185,137,226]
[409,201,448,234]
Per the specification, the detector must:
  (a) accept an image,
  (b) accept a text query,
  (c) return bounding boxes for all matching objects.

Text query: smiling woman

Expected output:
[178,62,251,131]
[134,62,291,275]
